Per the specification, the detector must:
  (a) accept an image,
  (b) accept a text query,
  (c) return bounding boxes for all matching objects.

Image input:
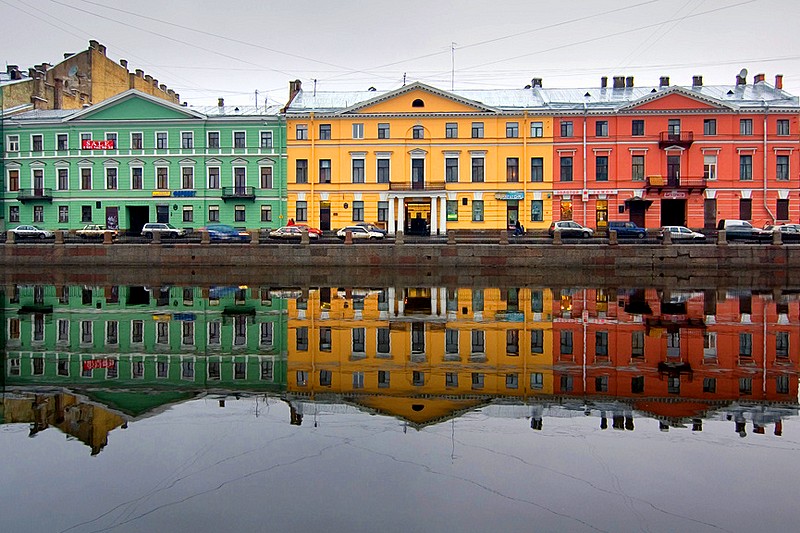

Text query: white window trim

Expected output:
[130,131,143,149]
[444,155,460,182]
[207,166,221,189]
[259,165,274,188]
[30,166,44,190]
[154,165,169,190]
[155,131,168,149]
[232,166,247,187]
[233,131,247,147]
[105,131,118,143]
[30,133,43,151]
[6,134,20,151]
[207,131,220,147]
[180,164,195,190]
[55,132,69,150]
[155,321,170,345]
[105,321,119,346]
[180,131,194,149]
[259,130,274,148]
[130,166,144,190]
[105,165,119,190]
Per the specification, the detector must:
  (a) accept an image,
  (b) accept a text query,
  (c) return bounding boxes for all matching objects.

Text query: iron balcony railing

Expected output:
[221,186,256,199]
[658,131,694,149]
[388,180,447,191]
[17,188,53,202]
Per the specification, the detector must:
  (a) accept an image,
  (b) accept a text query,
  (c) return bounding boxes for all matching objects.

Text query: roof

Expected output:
[6,109,74,121]
[194,104,282,117]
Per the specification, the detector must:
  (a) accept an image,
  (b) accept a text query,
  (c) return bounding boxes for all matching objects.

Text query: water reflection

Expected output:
[2,283,797,455]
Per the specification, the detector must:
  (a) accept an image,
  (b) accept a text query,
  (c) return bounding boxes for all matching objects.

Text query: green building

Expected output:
[1,90,286,234]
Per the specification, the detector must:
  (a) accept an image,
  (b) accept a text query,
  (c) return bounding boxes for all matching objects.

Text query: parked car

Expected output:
[269,226,320,240]
[7,225,54,239]
[200,224,250,242]
[659,226,706,241]
[76,224,118,239]
[608,221,647,239]
[717,219,770,241]
[355,222,388,236]
[291,224,323,237]
[763,224,800,241]
[548,221,594,238]
[141,222,187,239]
[336,225,385,240]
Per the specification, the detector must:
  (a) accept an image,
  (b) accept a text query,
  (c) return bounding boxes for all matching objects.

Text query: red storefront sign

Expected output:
[81,139,116,150]
[82,359,116,371]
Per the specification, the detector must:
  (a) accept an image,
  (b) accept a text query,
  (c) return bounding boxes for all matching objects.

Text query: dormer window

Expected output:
[412,98,425,108]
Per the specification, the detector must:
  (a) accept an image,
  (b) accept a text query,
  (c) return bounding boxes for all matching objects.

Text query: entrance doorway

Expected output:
[156,204,170,223]
[405,201,430,235]
[627,202,647,228]
[703,198,716,229]
[661,199,686,226]
[105,207,119,230]
[506,200,519,230]
[320,202,331,231]
[126,206,149,235]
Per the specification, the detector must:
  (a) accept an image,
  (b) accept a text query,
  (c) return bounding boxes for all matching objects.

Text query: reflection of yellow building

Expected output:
[285,82,554,234]
[286,287,554,425]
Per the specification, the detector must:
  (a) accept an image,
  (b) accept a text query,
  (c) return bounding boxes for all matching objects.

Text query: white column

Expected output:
[397,289,405,315]
[430,197,438,235]
[397,197,405,234]
[439,194,447,234]
[388,196,395,235]
[438,286,446,318]
[388,287,397,317]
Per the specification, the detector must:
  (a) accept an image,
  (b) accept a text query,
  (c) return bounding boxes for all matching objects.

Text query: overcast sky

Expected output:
[2,0,799,107]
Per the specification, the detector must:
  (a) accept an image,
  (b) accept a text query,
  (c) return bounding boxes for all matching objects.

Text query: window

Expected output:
[668,119,680,135]
[631,155,645,181]
[32,134,43,151]
[378,201,388,222]
[352,123,364,139]
[446,200,458,221]
[739,378,753,395]
[530,372,544,390]
[352,200,364,221]
[308,160,326,185]
[595,156,608,181]
[8,169,19,191]
[777,155,790,180]
[208,321,221,345]
[156,167,168,189]
[234,131,246,148]
[81,168,92,190]
[207,131,220,148]
[445,157,459,183]
[560,374,573,392]
[560,330,574,355]
[446,122,458,138]
[377,159,390,183]
[631,331,644,357]
[506,329,520,355]
[260,167,273,188]
[506,157,519,182]
[530,121,543,138]
[472,289,484,312]
[471,122,484,138]
[777,119,790,136]
[506,122,519,138]
[595,331,609,356]
[560,121,573,137]
[8,206,19,223]
[105,168,117,190]
[472,200,484,222]
[777,375,790,394]
[234,205,245,222]
[560,156,573,181]
[704,119,717,136]
[183,205,193,222]
[296,159,308,183]
[376,327,390,354]
[412,125,424,139]
[57,168,69,190]
[207,167,220,189]
[777,198,789,220]
[471,330,485,354]
[130,132,143,149]
[296,124,307,140]
[531,329,544,353]
[257,204,271,223]
[631,376,645,393]
[530,200,543,222]
[181,132,193,149]
[156,132,167,149]
[208,205,219,222]
[181,167,193,189]
[81,205,92,222]
[412,98,424,107]
[530,157,543,182]
[260,131,273,148]
[58,205,69,223]
[471,157,484,182]
[595,120,608,137]
[7,135,19,151]
[704,154,717,180]
[740,155,753,180]
[776,331,789,358]
[352,328,366,354]
[739,333,752,357]
[57,134,68,150]
[352,158,365,183]
[378,123,390,139]
[33,205,44,222]
[105,132,117,146]
[106,321,119,345]
[296,201,307,221]
[378,370,390,388]
[631,120,644,136]
[740,119,753,135]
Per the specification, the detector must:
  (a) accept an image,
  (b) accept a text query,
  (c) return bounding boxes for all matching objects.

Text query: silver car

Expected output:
[141,222,187,238]
[8,225,54,239]
[336,226,385,240]
[660,226,706,241]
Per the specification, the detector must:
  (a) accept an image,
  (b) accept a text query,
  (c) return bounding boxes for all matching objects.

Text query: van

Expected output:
[608,221,647,239]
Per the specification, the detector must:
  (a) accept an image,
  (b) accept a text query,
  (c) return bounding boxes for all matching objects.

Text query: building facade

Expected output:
[2,90,286,234]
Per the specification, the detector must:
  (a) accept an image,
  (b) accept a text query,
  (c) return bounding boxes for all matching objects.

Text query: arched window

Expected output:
[412,98,425,108]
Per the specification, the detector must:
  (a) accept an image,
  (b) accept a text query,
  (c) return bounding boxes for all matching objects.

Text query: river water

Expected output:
[1,282,798,532]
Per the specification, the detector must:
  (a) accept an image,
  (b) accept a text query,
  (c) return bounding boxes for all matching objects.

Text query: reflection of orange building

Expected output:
[0,392,126,455]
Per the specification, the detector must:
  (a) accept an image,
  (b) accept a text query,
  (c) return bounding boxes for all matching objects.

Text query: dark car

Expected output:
[548,221,594,238]
[764,224,800,241]
[201,224,250,242]
[608,221,647,239]
[717,219,770,241]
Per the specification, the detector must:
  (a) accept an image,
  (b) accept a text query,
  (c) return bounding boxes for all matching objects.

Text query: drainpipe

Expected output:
[762,101,775,223]
[310,111,316,228]
[582,103,588,226]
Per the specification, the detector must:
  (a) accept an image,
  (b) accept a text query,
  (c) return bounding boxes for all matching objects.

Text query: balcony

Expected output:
[658,131,694,149]
[17,188,53,202]
[388,180,446,192]
[646,175,706,193]
[221,186,255,200]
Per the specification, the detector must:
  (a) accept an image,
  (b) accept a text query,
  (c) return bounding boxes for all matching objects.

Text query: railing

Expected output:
[221,186,255,199]
[388,181,447,191]
[17,188,53,202]
[646,175,706,191]
[658,131,694,148]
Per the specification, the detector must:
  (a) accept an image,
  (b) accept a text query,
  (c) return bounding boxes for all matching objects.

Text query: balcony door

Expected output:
[411,159,425,190]
[667,155,681,186]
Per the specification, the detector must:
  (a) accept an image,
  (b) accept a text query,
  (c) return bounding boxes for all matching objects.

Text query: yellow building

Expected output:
[285,287,555,425]
[284,81,554,234]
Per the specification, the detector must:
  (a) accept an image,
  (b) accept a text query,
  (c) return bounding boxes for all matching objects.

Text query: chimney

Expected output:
[754,73,765,84]
[612,76,625,89]
[159,83,167,91]
[54,78,64,109]
[288,79,302,102]
[659,76,670,87]
[168,89,175,97]
[119,59,128,68]
[89,39,100,50]
[218,98,225,107]
[775,74,783,90]
[98,44,107,56]
[63,52,75,59]
[531,77,543,88]
[736,73,746,85]
[145,74,153,83]
[625,76,634,88]
[152,78,158,87]
[28,67,36,78]
[600,76,608,88]
[135,69,144,78]
[40,63,50,72]
[692,75,703,87]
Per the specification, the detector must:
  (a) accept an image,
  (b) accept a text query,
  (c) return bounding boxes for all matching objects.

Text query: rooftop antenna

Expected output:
[313,78,317,97]
[254,89,258,111]
[451,42,457,90]
[403,72,407,86]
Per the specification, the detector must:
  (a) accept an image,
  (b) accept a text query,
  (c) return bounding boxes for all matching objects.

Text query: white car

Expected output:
[7,225,54,239]
[659,226,706,241]
[336,226,385,239]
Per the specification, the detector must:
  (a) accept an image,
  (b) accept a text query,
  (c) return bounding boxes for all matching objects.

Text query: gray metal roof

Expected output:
[6,109,75,121]
[195,104,282,117]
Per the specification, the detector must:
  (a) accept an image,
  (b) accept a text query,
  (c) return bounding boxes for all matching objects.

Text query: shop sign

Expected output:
[152,314,172,321]
[152,191,171,197]
[495,191,525,200]
[173,312,196,321]
[172,190,196,197]
[663,191,686,199]
[82,359,116,371]
[81,139,115,150]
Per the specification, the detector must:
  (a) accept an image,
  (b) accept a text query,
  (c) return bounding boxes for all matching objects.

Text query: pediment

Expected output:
[345,82,496,114]
[622,87,734,112]
[351,395,487,427]
[67,90,204,122]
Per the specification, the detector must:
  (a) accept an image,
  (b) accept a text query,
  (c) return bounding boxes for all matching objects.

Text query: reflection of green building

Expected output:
[2,284,288,391]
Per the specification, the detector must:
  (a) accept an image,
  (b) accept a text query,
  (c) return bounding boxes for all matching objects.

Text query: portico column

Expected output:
[388,196,395,235]
[388,287,397,317]
[439,194,447,234]
[397,197,405,234]
[430,287,438,317]
[438,286,446,318]
[430,197,438,235]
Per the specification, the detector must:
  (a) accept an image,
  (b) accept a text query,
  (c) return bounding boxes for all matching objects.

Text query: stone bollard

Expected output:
[103,231,113,245]
[151,231,161,245]
[54,230,65,245]
[250,230,259,246]
[553,229,563,245]
[772,229,782,246]
[662,230,672,245]
[717,229,726,245]
[201,230,210,245]
[448,231,456,245]
[608,229,618,246]
[6,231,15,244]
[300,228,310,245]
[344,229,353,245]
[499,230,509,245]
[395,230,404,245]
